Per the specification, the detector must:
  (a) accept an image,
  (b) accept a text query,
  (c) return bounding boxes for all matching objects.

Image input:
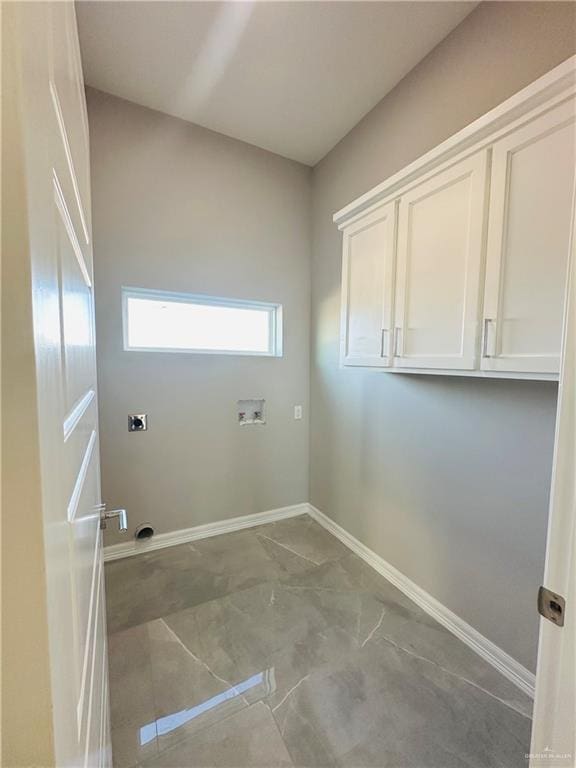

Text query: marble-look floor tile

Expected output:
[257,532,320,576]
[106,544,203,634]
[163,581,357,712]
[283,553,532,717]
[348,554,532,717]
[376,612,533,718]
[188,529,287,589]
[106,516,533,768]
[146,616,274,753]
[253,515,349,566]
[141,702,293,768]
[111,723,159,768]
[274,640,530,768]
[107,612,281,766]
[108,624,157,768]
[106,531,287,634]
[108,624,156,731]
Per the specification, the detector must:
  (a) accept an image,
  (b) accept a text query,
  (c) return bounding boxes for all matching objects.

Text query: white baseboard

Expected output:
[103,503,308,562]
[306,503,536,699]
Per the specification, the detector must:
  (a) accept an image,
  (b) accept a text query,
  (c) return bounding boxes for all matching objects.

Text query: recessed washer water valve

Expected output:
[237,399,265,425]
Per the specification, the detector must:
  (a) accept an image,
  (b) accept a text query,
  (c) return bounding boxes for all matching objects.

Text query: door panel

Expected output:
[482,99,576,374]
[55,173,96,409]
[14,2,112,765]
[341,202,396,366]
[51,6,112,762]
[394,152,488,370]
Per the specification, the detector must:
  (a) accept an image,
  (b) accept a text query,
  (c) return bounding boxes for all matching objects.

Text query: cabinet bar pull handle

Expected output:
[482,318,494,358]
[394,327,402,357]
[380,329,388,357]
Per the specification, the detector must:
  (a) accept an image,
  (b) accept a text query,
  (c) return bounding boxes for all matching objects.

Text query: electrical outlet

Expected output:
[294,405,302,420]
[128,414,147,432]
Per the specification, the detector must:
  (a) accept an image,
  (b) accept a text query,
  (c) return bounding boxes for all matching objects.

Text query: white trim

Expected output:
[334,55,576,227]
[383,367,558,382]
[103,503,308,562]
[307,503,536,699]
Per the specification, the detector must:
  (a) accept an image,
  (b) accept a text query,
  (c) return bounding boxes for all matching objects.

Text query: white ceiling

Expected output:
[77,1,477,166]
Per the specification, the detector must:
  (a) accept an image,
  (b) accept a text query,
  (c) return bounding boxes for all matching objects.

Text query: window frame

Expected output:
[121,286,283,357]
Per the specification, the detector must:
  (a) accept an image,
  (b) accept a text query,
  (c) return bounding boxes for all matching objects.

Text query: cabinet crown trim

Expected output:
[333,55,576,229]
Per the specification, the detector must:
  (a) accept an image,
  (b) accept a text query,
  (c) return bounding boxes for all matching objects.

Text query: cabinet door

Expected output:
[393,152,488,370]
[340,202,396,367]
[481,99,576,375]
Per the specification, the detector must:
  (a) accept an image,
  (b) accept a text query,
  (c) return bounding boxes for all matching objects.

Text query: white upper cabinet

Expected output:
[334,57,576,380]
[340,202,396,367]
[393,152,488,370]
[481,100,576,375]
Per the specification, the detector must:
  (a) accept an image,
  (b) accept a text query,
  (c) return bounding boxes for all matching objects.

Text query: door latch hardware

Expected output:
[537,586,565,627]
[100,508,128,532]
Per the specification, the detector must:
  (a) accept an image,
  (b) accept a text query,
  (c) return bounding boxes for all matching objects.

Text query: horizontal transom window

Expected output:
[122,288,282,356]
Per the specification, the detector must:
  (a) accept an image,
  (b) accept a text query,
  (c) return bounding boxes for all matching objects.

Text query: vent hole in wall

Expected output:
[135,524,155,541]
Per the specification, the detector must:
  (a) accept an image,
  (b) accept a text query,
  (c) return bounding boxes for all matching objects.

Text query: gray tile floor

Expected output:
[105,515,532,768]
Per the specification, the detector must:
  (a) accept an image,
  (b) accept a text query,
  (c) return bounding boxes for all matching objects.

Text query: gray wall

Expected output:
[89,1,575,671]
[310,1,575,672]
[87,89,311,546]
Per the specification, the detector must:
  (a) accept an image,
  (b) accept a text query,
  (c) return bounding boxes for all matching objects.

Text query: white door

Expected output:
[11,3,113,766]
[482,99,576,375]
[340,202,397,367]
[393,152,488,370]
[530,191,576,765]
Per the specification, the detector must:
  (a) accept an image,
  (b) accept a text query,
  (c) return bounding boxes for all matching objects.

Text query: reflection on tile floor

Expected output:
[105,514,532,768]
